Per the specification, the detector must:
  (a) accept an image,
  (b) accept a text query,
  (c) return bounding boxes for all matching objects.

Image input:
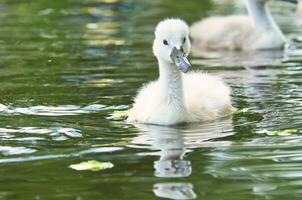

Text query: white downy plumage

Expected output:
[190,0,297,51]
[127,19,234,125]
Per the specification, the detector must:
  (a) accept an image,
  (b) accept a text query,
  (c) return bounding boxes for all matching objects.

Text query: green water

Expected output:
[0,0,302,199]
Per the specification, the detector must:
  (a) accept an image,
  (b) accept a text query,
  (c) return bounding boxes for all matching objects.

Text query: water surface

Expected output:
[0,0,302,199]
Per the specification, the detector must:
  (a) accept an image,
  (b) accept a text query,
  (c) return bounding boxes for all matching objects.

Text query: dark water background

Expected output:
[0,0,302,199]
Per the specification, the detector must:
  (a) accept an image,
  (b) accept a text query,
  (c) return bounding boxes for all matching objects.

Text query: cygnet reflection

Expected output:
[132,124,191,178]
[131,124,196,199]
[153,183,197,200]
[130,119,234,200]
[191,49,285,68]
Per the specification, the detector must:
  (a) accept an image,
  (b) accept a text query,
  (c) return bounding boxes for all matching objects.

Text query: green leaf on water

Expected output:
[236,108,249,113]
[69,160,114,171]
[106,110,128,120]
[257,129,298,136]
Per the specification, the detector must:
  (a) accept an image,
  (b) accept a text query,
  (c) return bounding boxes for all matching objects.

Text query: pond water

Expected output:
[0,0,302,199]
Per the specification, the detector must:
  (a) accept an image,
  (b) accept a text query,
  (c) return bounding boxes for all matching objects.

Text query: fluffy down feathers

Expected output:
[190,15,285,50]
[127,72,234,125]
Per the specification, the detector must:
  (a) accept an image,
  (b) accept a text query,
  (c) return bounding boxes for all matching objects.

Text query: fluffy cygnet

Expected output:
[127,19,234,125]
[190,0,297,51]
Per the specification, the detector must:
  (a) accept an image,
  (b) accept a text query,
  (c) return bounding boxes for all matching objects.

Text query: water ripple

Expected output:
[0,146,36,156]
[0,126,83,144]
[0,103,126,116]
[0,126,81,136]
[0,147,123,164]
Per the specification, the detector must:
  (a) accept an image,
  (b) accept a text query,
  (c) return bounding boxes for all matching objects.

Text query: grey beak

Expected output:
[170,47,191,73]
[278,0,297,4]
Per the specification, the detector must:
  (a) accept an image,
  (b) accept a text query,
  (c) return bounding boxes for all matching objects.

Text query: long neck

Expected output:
[245,0,284,39]
[158,59,184,107]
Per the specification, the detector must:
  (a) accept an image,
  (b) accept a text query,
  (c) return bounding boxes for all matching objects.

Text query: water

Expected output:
[0,0,302,199]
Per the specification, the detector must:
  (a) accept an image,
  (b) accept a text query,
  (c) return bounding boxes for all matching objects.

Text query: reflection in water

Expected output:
[130,119,233,199]
[191,48,285,67]
[83,5,124,47]
[154,159,191,178]
[131,124,195,199]
[205,135,302,197]
[153,183,197,200]
[138,125,190,178]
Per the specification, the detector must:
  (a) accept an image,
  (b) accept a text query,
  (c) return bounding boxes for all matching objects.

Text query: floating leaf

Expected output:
[106,110,128,120]
[236,108,249,113]
[258,129,298,136]
[69,160,114,171]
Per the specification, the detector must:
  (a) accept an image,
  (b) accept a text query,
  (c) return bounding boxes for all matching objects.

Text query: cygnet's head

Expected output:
[153,18,191,73]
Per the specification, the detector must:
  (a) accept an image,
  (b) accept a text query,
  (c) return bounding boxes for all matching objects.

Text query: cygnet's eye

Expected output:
[183,37,186,44]
[163,40,168,45]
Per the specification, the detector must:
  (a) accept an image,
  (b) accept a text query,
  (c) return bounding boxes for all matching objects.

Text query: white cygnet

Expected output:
[190,0,297,51]
[127,19,234,126]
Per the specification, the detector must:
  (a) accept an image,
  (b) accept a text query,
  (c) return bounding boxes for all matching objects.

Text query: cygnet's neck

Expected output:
[158,59,184,106]
[245,0,285,39]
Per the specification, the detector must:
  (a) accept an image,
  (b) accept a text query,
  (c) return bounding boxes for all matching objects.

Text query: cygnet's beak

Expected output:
[170,47,191,73]
[278,0,297,4]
